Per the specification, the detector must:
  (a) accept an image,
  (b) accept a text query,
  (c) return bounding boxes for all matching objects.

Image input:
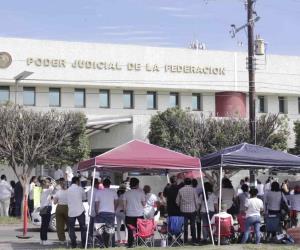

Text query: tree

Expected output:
[148,108,290,186]
[0,104,90,216]
[292,121,300,154]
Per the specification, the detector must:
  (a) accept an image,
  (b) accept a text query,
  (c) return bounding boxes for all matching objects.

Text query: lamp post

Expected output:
[14,71,33,104]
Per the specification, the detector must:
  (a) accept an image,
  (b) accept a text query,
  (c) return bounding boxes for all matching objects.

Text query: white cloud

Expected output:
[170,13,200,18]
[158,6,185,12]
[102,30,163,36]
[97,25,134,30]
[120,36,167,41]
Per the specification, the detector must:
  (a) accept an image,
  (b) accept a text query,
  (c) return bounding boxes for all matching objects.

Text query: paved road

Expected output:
[0,223,85,250]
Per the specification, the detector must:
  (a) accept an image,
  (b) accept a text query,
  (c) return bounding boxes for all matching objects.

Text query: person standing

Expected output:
[143,185,158,219]
[199,182,218,242]
[67,176,86,249]
[0,175,13,217]
[95,178,118,246]
[241,188,264,244]
[237,184,249,214]
[115,187,127,244]
[163,176,182,217]
[53,178,68,245]
[290,185,300,227]
[256,179,264,200]
[14,181,23,217]
[65,166,73,187]
[39,178,54,246]
[87,178,99,240]
[221,178,235,215]
[176,178,199,245]
[54,166,64,181]
[123,178,146,248]
[28,176,37,220]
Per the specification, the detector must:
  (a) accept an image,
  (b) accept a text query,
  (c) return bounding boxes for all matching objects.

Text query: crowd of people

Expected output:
[1,168,300,247]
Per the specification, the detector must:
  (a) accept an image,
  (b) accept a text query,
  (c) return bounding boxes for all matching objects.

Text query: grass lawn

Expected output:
[56,245,299,250]
[0,216,22,225]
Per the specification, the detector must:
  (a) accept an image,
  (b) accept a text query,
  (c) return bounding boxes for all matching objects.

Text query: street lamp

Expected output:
[14,71,33,104]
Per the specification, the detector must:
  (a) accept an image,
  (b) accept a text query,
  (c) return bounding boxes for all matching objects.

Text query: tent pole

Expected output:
[218,161,223,246]
[85,167,96,250]
[199,160,214,245]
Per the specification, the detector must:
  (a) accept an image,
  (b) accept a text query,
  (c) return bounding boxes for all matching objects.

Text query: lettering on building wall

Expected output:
[26,57,226,75]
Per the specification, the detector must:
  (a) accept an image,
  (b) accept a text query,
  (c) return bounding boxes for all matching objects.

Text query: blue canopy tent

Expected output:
[201,143,300,245]
[201,143,300,170]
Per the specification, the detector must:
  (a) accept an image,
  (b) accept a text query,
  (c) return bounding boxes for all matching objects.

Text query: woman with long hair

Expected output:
[222,177,235,215]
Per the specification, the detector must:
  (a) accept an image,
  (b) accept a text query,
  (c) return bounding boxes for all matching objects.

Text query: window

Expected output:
[169,92,179,107]
[0,86,9,104]
[49,88,61,107]
[147,91,157,109]
[23,87,35,106]
[278,96,287,114]
[192,93,201,111]
[258,96,266,113]
[74,88,85,108]
[99,89,110,108]
[123,90,134,109]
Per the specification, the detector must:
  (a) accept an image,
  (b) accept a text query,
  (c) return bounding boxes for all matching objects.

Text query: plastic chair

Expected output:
[213,216,235,244]
[128,218,156,247]
[167,216,185,247]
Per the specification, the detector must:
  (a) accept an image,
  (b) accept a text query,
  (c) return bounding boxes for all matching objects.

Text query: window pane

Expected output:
[49,88,60,107]
[23,87,35,106]
[75,89,85,108]
[192,93,201,110]
[100,90,110,108]
[147,91,157,109]
[0,86,9,104]
[278,96,285,113]
[258,96,265,113]
[123,91,133,109]
[169,92,179,107]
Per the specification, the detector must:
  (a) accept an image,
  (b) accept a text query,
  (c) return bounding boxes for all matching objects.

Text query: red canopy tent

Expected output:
[78,140,214,248]
[78,139,201,172]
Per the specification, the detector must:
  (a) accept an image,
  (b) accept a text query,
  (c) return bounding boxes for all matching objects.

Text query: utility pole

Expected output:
[247,0,256,187]
[248,0,256,144]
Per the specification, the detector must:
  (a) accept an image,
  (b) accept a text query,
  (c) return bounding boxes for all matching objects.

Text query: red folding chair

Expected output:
[128,219,156,247]
[213,216,235,244]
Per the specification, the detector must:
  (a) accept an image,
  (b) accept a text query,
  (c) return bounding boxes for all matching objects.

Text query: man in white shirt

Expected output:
[123,178,146,248]
[65,166,73,187]
[53,166,64,181]
[0,175,13,217]
[95,178,118,246]
[67,176,86,249]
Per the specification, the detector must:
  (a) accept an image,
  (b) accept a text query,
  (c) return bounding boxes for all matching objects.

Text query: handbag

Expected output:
[39,206,49,216]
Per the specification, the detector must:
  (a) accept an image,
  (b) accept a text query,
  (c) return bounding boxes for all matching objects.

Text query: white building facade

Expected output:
[0,37,300,158]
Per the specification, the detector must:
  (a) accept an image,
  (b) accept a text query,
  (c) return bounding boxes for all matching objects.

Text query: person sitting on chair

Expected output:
[211,203,234,243]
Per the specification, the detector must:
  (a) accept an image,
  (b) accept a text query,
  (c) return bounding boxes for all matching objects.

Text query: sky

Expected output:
[1,0,300,56]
